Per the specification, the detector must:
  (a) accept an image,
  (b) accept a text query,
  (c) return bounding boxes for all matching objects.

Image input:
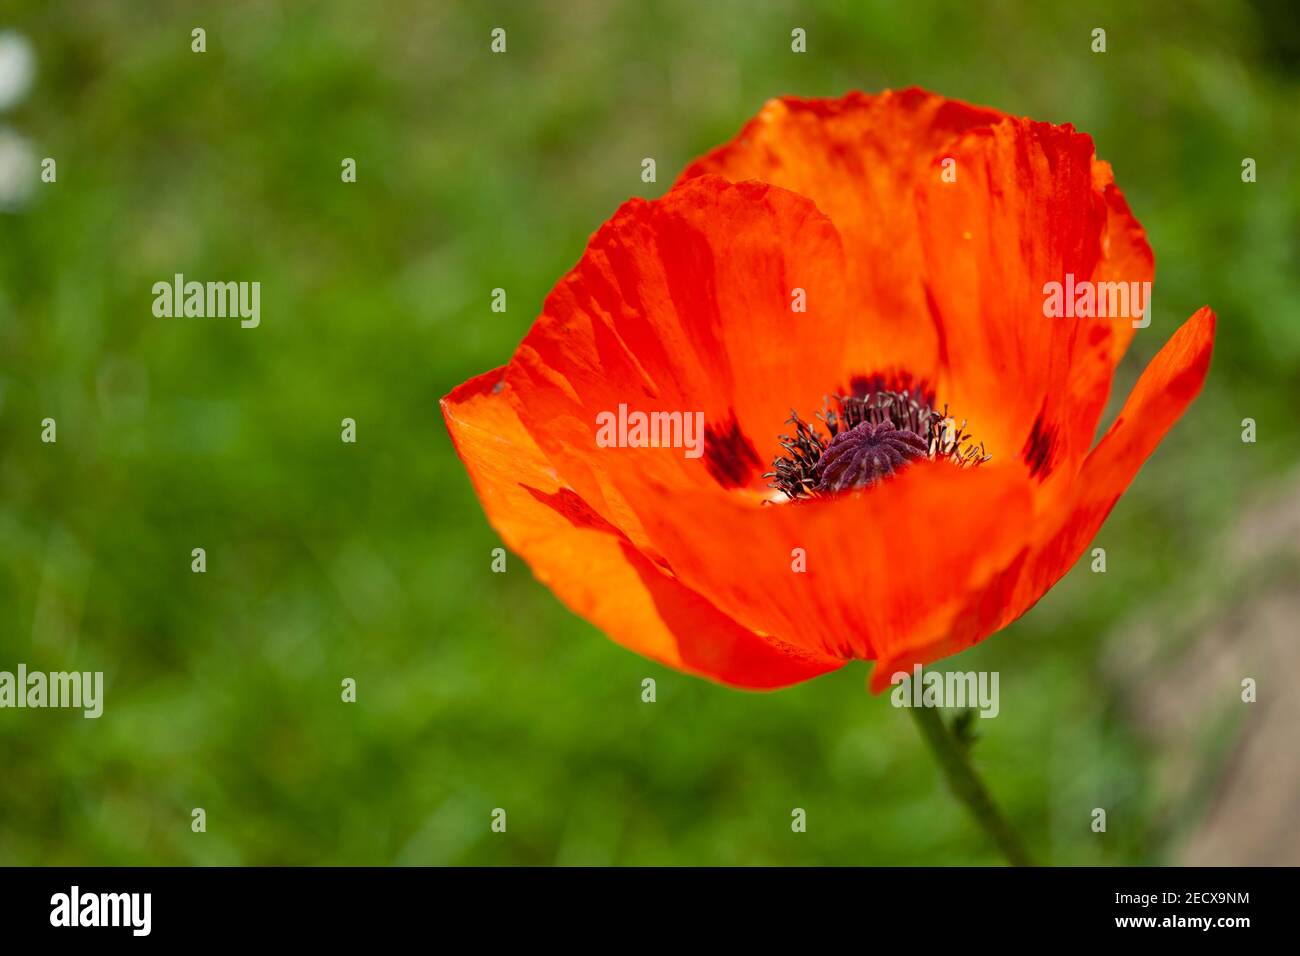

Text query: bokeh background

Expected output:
[2,0,1297,865]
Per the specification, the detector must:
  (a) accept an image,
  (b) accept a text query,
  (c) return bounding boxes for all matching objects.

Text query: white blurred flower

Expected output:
[0,127,36,210]
[0,32,35,111]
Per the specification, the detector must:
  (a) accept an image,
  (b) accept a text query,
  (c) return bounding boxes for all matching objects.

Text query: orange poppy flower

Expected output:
[443,88,1215,692]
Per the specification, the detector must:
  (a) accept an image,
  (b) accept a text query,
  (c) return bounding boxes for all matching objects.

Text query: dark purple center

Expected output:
[765,387,989,500]
[812,420,931,492]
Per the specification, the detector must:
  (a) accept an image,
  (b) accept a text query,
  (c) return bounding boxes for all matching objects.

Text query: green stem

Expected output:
[907,704,1034,866]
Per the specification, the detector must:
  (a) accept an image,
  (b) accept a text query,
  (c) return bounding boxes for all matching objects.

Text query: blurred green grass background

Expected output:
[1,0,1297,865]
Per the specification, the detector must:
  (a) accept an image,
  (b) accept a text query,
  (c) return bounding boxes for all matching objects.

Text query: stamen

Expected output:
[764,388,990,499]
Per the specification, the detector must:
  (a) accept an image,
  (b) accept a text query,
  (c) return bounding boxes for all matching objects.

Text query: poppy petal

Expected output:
[915,119,1112,475]
[441,368,843,688]
[1065,164,1155,450]
[610,459,1033,679]
[864,310,1211,688]
[1004,306,1217,625]
[681,88,1006,385]
[502,174,854,533]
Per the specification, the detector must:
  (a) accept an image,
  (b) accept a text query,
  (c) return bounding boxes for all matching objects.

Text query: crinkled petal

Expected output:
[441,368,843,688]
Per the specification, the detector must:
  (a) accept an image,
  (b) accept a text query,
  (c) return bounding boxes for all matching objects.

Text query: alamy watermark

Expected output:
[50,886,150,936]
[152,273,260,328]
[0,663,103,718]
[890,664,999,718]
[595,403,705,459]
[1042,273,1150,329]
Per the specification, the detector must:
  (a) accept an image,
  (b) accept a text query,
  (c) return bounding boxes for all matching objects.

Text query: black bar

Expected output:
[0,866,1277,942]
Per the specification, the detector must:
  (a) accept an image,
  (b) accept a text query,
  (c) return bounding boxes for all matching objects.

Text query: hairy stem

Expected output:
[907,703,1034,866]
